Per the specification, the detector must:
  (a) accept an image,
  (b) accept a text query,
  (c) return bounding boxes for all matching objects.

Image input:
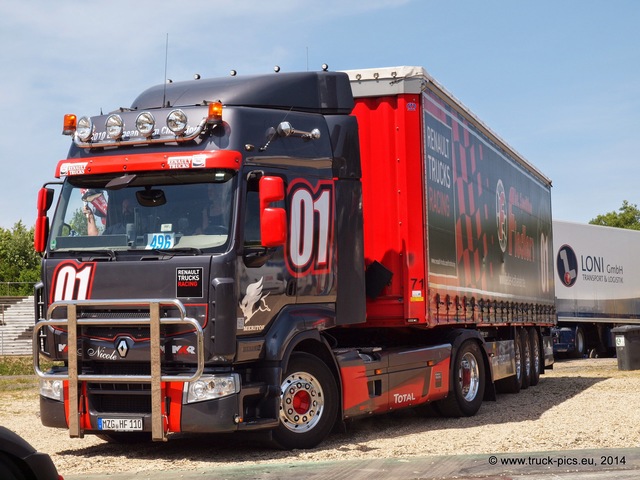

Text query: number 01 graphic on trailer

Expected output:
[287,179,334,277]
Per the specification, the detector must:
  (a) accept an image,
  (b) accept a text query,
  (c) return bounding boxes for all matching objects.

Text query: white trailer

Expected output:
[553,220,640,357]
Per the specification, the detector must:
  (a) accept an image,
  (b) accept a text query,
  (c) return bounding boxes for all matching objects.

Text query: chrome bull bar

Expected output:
[33,298,205,442]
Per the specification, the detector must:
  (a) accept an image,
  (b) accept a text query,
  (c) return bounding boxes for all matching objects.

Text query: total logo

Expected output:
[557,244,578,287]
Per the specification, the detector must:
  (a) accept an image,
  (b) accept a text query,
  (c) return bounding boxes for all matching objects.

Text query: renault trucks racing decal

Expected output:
[424,111,457,277]
[176,267,203,297]
[50,261,96,302]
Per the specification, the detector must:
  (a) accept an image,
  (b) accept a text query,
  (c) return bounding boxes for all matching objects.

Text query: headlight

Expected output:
[105,114,124,139]
[184,374,239,404]
[166,109,188,135]
[40,378,63,401]
[76,116,93,142]
[136,112,155,137]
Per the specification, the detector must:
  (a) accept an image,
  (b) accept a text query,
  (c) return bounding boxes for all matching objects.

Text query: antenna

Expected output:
[162,33,169,107]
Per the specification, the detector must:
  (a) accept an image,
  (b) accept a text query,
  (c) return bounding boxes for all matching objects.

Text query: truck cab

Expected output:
[34,70,365,447]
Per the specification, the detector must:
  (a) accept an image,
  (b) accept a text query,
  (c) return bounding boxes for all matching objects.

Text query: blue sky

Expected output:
[1,0,638,228]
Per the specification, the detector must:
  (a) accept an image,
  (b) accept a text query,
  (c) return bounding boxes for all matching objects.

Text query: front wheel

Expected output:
[272,353,338,450]
[436,340,486,417]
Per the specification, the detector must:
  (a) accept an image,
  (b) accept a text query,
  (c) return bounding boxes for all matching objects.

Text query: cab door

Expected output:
[236,170,293,335]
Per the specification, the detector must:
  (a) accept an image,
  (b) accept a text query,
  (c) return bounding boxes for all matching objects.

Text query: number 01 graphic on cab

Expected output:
[287,180,334,277]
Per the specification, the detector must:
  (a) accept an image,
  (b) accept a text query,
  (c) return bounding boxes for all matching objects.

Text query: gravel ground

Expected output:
[1,358,639,477]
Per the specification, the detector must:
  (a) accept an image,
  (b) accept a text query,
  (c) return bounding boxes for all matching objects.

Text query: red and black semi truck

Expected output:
[33,66,555,449]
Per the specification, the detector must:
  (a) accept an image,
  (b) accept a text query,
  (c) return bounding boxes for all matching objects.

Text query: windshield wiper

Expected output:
[150,247,202,256]
[62,249,117,261]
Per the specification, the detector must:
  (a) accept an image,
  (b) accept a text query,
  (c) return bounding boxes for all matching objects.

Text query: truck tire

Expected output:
[436,340,486,417]
[520,329,532,390]
[496,330,523,394]
[528,327,541,387]
[573,326,587,358]
[272,352,339,450]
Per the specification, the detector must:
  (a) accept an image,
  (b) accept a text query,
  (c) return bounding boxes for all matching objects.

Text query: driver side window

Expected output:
[244,190,261,246]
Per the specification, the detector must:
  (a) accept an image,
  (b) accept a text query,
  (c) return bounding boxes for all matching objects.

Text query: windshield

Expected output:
[49,170,235,252]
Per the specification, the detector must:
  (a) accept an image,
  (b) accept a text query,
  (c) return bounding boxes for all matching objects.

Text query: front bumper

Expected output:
[40,389,241,434]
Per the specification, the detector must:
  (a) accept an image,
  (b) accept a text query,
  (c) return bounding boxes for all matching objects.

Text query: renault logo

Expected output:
[115,337,132,358]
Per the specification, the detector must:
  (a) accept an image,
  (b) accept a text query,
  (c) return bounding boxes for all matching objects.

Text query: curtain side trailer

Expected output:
[553,220,640,357]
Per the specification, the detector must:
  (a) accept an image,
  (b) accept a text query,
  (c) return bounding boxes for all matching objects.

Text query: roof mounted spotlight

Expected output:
[322,64,329,71]
[230,70,237,76]
[105,114,124,140]
[76,116,93,142]
[135,112,156,138]
[194,74,201,80]
[166,109,188,135]
[274,65,280,73]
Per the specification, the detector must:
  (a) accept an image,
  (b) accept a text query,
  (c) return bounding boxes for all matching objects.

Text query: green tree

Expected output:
[589,200,640,230]
[0,221,41,296]
[70,207,89,236]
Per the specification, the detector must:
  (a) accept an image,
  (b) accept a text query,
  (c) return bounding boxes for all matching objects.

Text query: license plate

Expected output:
[98,418,143,431]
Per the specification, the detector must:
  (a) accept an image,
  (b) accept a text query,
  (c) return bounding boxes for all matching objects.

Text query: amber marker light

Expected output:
[207,101,223,123]
[62,114,77,135]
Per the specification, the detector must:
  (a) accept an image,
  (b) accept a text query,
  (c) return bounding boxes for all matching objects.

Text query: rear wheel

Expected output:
[520,329,532,390]
[436,340,486,417]
[573,326,587,358]
[272,353,338,450]
[496,329,523,394]
[528,327,541,387]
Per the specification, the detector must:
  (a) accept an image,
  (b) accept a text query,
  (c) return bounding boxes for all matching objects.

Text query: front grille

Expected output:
[90,391,151,414]
[87,363,152,414]
[85,362,150,376]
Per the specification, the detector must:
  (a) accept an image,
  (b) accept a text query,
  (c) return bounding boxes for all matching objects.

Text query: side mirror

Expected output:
[259,176,286,247]
[34,187,54,253]
[37,187,55,215]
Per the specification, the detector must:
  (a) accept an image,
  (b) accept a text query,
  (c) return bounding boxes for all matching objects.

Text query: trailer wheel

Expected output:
[573,326,587,358]
[528,327,541,387]
[436,340,485,417]
[496,330,523,394]
[272,353,338,450]
[520,329,532,390]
